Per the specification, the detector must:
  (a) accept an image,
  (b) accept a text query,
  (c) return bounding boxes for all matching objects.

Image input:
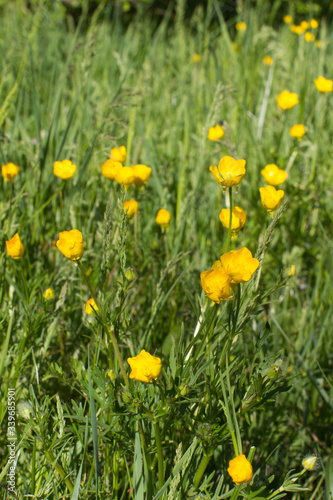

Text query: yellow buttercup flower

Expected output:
[209,156,246,188]
[207,124,225,142]
[310,19,319,29]
[101,159,123,180]
[43,288,54,300]
[56,229,84,261]
[290,24,305,35]
[53,159,77,180]
[110,145,126,163]
[193,53,201,63]
[131,164,152,186]
[115,166,135,188]
[155,209,171,229]
[2,163,20,182]
[259,186,285,216]
[289,124,306,139]
[127,349,162,383]
[283,15,293,24]
[315,40,322,48]
[123,200,138,218]
[263,56,273,66]
[235,22,246,31]
[6,233,24,260]
[300,21,310,30]
[261,164,288,186]
[286,265,296,277]
[276,90,299,110]
[228,455,253,485]
[219,207,247,239]
[220,247,259,284]
[302,455,318,471]
[305,31,315,42]
[84,298,99,315]
[200,262,232,303]
[314,76,333,93]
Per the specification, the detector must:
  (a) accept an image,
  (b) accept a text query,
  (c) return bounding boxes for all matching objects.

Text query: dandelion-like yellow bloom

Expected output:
[283,15,293,24]
[123,200,138,218]
[290,124,306,139]
[56,229,84,261]
[228,455,253,485]
[220,247,259,284]
[263,56,273,66]
[84,298,99,315]
[200,262,232,303]
[290,24,305,35]
[209,156,246,188]
[43,288,54,300]
[110,146,126,163]
[193,53,201,63]
[219,207,247,238]
[305,31,315,42]
[276,90,299,110]
[53,160,77,180]
[310,19,319,29]
[127,349,162,383]
[131,164,152,186]
[235,22,246,31]
[314,76,333,93]
[261,164,288,186]
[155,209,171,229]
[2,163,20,182]
[207,125,225,142]
[6,233,24,260]
[115,166,135,188]
[101,159,123,180]
[259,186,285,216]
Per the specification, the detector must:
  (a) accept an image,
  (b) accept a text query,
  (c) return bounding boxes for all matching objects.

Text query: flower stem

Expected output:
[153,421,165,489]
[193,451,213,489]
[224,187,233,253]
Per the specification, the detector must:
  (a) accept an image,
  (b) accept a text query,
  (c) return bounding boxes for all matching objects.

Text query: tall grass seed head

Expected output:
[259,186,285,216]
[314,76,333,93]
[220,247,259,284]
[155,208,171,229]
[56,229,84,261]
[209,156,246,187]
[290,124,306,139]
[228,454,253,485]
[53,159,77,180]
[110,145,126,163]
[261,164,288,185]
[44,288,54,300]
[101,159,122,180]
[200,262,232,303]
[276,90,299,110]
[207,124,224,142]
[123,200,138,218]
[131,164,152,186]
[127,349,162,383]
[6,233,24,260]
[219,207,247,238]
[2,163,20,182]
[115,166,135,188]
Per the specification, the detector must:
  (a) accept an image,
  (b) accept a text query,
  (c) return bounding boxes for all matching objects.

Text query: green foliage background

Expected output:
[0,0,332,498]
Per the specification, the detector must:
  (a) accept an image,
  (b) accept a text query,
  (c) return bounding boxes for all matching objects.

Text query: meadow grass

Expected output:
[0,1,332,498]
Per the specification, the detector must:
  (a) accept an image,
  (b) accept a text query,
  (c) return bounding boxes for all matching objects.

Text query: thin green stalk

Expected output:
[224,187,233,253]
[153,421,165,489]
[19,182,64,230]
[193,451,214,489]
